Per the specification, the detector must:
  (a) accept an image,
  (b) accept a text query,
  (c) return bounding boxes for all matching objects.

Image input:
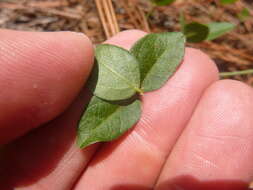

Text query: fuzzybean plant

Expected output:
[149,0,243,43]
[180,13,236,43]
[77,0,252,149]
[77,32,185,148]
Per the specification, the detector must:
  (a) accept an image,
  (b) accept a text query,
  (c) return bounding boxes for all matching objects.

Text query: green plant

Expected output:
[180,13,236,43]
[206,22,236,40]
[220,0,239,5]
[183,22,209,43]
[77,0,251,148]
[237,7,250,21]
[77,32,185,148]
[147,1,236,43]
[151,0,176,6]
[77,31,253,149]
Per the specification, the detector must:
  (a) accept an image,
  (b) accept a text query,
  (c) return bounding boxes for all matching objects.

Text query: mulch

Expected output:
[0,0,252,85]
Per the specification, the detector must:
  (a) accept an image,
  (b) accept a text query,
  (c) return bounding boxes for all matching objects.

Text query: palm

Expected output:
[0,30,252,190]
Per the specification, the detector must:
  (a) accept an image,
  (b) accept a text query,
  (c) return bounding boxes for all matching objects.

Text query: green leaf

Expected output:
[94,44,141,101]
[131,32,185,92]
[237,8,250,21]
[151,0,176,6]
[206,22,235,40]
[183,22,209,43]
[77,96,141,148]
[220,0,238,4]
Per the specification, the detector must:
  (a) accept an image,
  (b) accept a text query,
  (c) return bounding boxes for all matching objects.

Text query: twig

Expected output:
[103,0,116,35]
[42,8,82,19]
[95,0,120,39]
[122,0,139,29]
[0,2,24,9]
[0,2,81,19]
[107,0,120,33]
[200,41,253,62]
[95,0,110,38]
[28,1,68,8]
[0,1,68,9]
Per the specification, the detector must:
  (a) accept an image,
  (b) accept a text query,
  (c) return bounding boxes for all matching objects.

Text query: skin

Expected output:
[0,29,253,190]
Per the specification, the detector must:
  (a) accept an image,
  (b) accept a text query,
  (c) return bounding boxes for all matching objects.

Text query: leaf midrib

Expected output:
[140,44,168,85]
[99,60,143,94]
[139,35,184,86]
[80,105,122,134]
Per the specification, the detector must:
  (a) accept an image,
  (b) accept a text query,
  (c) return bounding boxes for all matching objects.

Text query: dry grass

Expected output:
[0,0,252,84]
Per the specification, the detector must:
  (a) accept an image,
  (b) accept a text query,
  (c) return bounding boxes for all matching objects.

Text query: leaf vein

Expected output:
[99,61,142,94]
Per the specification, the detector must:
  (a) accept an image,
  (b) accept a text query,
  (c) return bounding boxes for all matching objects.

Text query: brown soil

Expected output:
[0,0,252,85]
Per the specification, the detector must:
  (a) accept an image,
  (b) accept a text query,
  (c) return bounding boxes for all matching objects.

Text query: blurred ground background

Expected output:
[0,0,252,85]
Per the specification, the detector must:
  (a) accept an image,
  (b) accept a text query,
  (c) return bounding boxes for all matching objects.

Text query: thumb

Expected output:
[0,29,94,145]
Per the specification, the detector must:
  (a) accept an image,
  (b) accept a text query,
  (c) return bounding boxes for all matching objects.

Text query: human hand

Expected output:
[1,30,253,190]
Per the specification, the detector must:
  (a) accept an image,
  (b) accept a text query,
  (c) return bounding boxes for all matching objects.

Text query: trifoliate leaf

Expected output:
[183,22,209,43]
[206,22,235,40]
[94,44,142,101]
[77,96,141,148]
[130,32,185,92]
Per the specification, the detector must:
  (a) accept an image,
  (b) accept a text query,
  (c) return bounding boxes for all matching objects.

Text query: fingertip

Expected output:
[0,30,94,144]
[54,31,95,83]
[184,48,219,81]
[199,79,253,132]
[200,79,253,115]
[208,79,253,94]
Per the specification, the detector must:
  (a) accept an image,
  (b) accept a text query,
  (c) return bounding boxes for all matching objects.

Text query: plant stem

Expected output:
[135,87,144,95]
[219,69,253,77]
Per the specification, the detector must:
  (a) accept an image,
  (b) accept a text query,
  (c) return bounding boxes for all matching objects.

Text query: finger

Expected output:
[156,80,253,190]
[0,29,93,145]
[74,48,219,189]
[0,30,147,190]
